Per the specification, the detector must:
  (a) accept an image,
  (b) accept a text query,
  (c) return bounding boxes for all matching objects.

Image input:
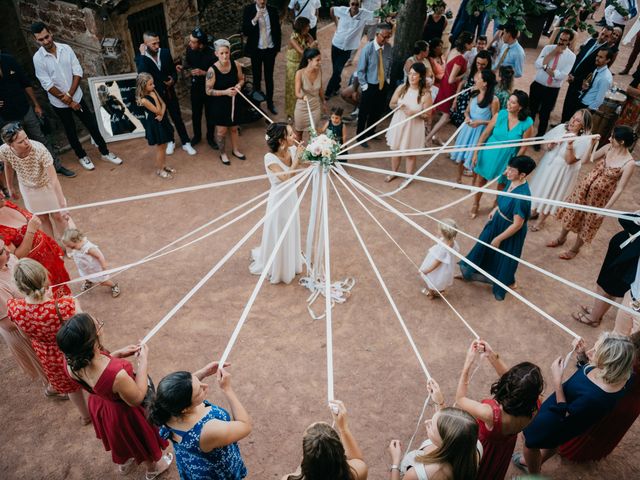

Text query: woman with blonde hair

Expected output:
[283,400,367,480]
[514,332,635,475]
[7,258,90,423]
[389,403,481,480]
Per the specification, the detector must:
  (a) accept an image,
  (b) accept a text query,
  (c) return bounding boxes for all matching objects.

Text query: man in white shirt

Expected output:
[325,1,374,98]
[605,0,634,30]
[529,29,576,148]
[288,0,321,39]
[31,22,122,171]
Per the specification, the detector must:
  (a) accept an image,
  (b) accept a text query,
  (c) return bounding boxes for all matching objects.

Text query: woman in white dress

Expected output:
[528,109,594,232]
[0,124,68,239]
[250,123,305,284]
[385,62,433,183]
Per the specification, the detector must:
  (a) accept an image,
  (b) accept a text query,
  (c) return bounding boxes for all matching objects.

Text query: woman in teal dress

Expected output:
[469,90,534,218]
[459,156,536,301]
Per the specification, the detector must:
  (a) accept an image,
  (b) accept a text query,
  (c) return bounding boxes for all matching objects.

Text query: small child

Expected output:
[419,218,459,298]
[62,228,120,297]
[135,72,175,179]
[321,107,347,145]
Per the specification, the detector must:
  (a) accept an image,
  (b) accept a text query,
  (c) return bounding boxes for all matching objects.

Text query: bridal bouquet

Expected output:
[303,131,341,168]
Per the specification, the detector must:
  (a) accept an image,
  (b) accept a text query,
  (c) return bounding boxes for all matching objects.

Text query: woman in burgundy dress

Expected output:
[8,258,88,421]
[0,198,71,297]
[558,332,640,462]
[428,31,474,145]
[455,340,543,480]
[57,313,173,478]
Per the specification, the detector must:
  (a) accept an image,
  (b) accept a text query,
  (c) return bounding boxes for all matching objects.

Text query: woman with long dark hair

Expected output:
[148,364,250,479]
[451,69,499,183]
[428,38,446,87]
[293,48,327,140]
[456,340,543,480]
[469,90,534,217]
[283,400,367,480]
[56,313,172,477]
[384,62,433,182]
[450,50,493,127]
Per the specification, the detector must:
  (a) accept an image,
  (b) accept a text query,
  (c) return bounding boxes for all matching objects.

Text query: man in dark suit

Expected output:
[242,0,282,114]
[136,31,196,155]
[561,26,613,122]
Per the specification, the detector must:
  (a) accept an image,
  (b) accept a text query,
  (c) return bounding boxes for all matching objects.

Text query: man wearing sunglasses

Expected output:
[0,52,76,178]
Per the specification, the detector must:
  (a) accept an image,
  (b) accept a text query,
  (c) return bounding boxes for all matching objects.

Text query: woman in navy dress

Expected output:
[459,156,536,300]
[148,363,250,480]
[513,332,635,475]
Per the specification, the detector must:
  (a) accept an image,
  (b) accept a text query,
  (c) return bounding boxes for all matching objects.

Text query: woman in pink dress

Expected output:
[56,313,172,477]
[428,31,474,145]
[455,340,543,480]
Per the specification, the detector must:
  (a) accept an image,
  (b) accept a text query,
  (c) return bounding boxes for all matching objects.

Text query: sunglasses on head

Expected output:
[1,122,22,143]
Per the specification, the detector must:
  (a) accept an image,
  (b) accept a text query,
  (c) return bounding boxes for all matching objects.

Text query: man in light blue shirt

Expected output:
[579,48,614,111]
[355,23,393,145]
[493,24,525,78]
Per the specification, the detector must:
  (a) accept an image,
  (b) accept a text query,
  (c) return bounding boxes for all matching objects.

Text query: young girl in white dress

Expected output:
[385,62,433,183]
[250,123,305,284]
[420,218,460,298]
[61,228,120,297]
[528,109,593,232]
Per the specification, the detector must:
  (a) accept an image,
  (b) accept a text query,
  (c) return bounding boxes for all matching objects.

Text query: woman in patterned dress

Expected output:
[149,364,251,480]
[7,258,89,423]
[0,198,71,297]
[548,126,636,260]
[285,17,315,120]
[450,50,492,127]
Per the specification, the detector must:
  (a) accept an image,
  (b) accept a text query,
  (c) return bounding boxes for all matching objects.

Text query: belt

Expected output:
[497,209,512,223]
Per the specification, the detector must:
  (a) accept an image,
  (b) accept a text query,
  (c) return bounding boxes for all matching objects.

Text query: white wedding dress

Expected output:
[250,146,304,284]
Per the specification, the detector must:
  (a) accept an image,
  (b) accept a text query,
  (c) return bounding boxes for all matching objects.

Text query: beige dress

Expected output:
[386,87,426,150]
[294,70,322,132]
[0,254,45,381]
[0,141,62,213]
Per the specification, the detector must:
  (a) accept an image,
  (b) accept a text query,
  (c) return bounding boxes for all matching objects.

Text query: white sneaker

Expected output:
[78,156,95,171]
[182,143,196,155]
[101,152,123,165]
[166,141,175,155]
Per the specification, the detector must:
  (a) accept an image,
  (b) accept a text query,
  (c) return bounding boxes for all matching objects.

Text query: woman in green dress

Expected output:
[469,90,534,218]
[285,17,315,120]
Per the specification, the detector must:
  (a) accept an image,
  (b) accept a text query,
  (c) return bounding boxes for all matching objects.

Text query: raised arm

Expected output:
[455,341,494,425]
[331,400,368,478]
[112,343,151,407]
[604,160,635,209]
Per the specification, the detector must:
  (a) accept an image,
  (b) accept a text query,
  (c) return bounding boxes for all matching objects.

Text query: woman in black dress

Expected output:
[571,213,640,328]
[422,1,448,44]
[205,39,245,166]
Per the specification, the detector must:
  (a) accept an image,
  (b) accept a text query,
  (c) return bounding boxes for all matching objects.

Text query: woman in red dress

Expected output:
[8,258,88,421]
[428,31,474,145]
[558,332,640,462]
[56,313,173,478]
[455,340,543,480]
[0,198,71,297]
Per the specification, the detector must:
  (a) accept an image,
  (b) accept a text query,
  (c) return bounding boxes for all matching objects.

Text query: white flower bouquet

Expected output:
[302,131,341,168]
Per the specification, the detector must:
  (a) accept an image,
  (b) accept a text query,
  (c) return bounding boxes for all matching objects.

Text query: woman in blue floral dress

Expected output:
[149,363,250,480]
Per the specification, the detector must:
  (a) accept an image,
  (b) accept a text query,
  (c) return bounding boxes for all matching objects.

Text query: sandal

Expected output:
[81,280,94,292]
[559,249,579,260]
[529,223,543,232]
[156,169,173,179]
[44,387,69,400]
[145,453,173,480]
[580,304,593,315]
[546,238,566,248]
[118,458,135,475]
[111,283,121,298]
[81,416,92,426]
[384,175,398,183]
[512,452,529,474]
[572,311,601,328]
[163,166,176,173]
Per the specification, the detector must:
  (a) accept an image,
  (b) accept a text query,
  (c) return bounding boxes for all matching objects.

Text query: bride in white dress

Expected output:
[250,123,305,284]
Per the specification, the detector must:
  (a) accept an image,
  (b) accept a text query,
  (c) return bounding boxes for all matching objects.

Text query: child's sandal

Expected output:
[163,166,176,173]
[81,280,93,292]
[111,284,121,298]
[156,169,172,179]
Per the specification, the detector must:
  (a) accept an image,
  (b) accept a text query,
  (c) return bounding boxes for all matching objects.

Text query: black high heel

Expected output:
[220,154,230,166]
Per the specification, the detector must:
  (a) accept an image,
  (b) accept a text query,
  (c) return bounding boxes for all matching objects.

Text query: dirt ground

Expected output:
[1,4,640,480]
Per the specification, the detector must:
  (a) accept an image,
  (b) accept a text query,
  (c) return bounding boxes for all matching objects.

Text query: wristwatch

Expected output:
[390,464,400,472]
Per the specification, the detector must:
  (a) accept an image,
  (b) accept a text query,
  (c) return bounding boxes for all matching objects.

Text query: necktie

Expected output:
[258,10,268,48]
[546,53,560,86]
[495,45,509,69]
[575,41,599,70]
[378,47,385,90]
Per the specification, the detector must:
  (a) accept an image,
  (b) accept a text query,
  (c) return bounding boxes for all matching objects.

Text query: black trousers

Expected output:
[162,87,190,145]
[52,98,109,158]
[529,81,560,137]
[357,83,390,135]
[561,81,584,123]
[326,45,352,96]
[190,83,214,141]
[251,47,278,105]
